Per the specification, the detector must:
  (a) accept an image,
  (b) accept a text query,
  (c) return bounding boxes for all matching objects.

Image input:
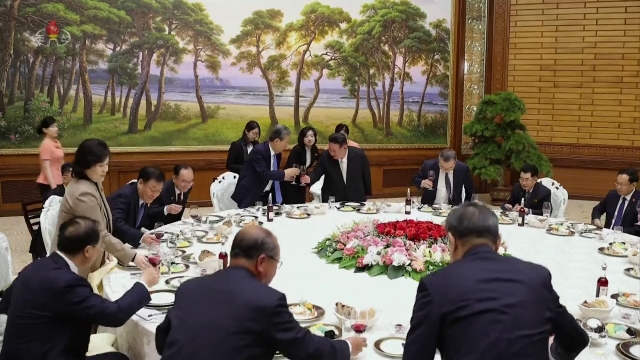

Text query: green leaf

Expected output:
[326,250,343,264]
[411,271,427,282]
[317,248,328,258]
[367,264,387,277]
[354,266,368,273]
[387,265,405,280]
[339,257,357,269]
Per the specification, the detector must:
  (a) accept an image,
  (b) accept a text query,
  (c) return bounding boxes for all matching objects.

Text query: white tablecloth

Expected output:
[103,209,640,360]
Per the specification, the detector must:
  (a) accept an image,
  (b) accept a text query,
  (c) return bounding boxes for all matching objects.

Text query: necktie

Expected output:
[136,203,145,227]
[613,197,627,228]
[272,155,282,204]
[177,192,182,204]
[444,172,452,200]
[525,191,531,203]
[340,159,347,184]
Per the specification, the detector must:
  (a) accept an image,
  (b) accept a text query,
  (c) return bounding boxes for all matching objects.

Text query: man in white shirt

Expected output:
[592,167,640,235]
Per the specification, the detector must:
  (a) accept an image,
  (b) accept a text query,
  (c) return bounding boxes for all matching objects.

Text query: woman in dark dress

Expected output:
[283,126,319,204]
[226,120,261,174]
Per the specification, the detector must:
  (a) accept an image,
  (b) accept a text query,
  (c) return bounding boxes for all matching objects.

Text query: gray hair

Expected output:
[230,226,279,260]
[445,203,500,244]
[269,125,291,142]
[439,148,457,162]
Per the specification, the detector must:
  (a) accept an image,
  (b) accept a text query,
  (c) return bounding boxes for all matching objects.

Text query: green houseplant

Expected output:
[463,91,552,204]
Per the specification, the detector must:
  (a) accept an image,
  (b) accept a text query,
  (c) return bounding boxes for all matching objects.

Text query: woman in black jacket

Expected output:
[226,120,261,174]
[283,126,319,204]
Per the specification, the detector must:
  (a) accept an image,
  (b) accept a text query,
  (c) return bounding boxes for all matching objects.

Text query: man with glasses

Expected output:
[503,164,551,216]
[156,226,367,360]
[148,164,194,225]
[412,148,474,206]
[591,168,640,234]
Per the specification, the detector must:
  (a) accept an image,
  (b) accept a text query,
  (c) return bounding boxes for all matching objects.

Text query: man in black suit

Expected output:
[231,125,299,208]
[300,132,372,203]
[107,166,164,248]
[403,203,589,360]
[147,164,194,225]
[412,148,474,206]
[0,216,160,360]
[156,226,366,360]
[592,167,640,235]
[503,164,552,216]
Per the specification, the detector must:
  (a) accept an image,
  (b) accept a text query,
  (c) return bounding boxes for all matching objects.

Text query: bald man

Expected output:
[156,226,366,360]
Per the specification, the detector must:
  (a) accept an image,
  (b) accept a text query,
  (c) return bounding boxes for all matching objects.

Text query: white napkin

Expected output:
[108,273,136,294]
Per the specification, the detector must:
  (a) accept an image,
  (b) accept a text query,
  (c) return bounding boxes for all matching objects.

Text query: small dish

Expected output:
[160,263,190,274]
[304,323,342,339]
[287,302,325,322]
[373,336,405,358]
[198,234,227,244]
[164,275,196,289]
[624,267,640,279]
[147,289,176,308]
[617,340,640,360]
[339,201,365,208]
[286,212,310,219]
[175,240,193,248]
[612,293,640,309]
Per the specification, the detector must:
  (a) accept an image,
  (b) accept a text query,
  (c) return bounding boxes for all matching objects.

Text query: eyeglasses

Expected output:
[267,255,283,269]
[519,177,535,182]
[615,182,635,188]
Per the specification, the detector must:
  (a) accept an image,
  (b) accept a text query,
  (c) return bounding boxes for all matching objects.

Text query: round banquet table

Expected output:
[103,208,640,360]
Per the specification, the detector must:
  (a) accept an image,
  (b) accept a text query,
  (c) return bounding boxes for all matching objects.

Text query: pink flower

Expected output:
[343,247,355,257]
[391,239,404,248]
[356,257,365,267]
[411,259,425,272]
[387,246,408,256]
[381,254,393,266]
[337,243,345,250]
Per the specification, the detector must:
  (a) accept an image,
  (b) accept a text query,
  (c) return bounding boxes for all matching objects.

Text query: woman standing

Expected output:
[53,139,149,276]
[35,116,64,201]
[283,126,319,204]
[325,123,360,149]
[226,120,261,174]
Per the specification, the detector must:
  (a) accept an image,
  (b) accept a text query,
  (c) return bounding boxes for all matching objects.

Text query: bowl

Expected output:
[629,248,640,265]
[196,256,220,274]
[333,308,381,329]
[578,297,616,320]
[528,216,549,229]
[214,225,232,236]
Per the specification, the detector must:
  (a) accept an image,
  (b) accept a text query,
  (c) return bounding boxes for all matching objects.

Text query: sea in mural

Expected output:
[0,0,452,149]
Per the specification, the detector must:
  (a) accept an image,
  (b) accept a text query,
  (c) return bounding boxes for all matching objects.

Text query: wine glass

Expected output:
[412,196,419,209]
[470,194,479,203]
[153,222,165,241]
[349,309,369,337]
[147,242,161,268]
[328,196,336,210]
[160,244,173,276]
[299,166,307,186]
[542,202,551,219]
[291,164,299,184]
[613,226,623,243]
[189,206,200,228]
[427,171,435,189]
[254,201,263,216]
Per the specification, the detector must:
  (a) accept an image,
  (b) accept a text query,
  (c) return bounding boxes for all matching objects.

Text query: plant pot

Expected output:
[489,186,511,206]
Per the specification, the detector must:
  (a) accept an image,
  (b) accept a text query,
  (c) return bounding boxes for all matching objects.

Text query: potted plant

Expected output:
[462,91,552,205]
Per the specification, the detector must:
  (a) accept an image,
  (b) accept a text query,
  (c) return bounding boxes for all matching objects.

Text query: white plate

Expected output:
[375,337,405,357]
[149,291,175,307]
[631,343,640,357]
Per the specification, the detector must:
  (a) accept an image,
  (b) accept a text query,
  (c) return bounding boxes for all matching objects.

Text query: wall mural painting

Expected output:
[0,0,455,150]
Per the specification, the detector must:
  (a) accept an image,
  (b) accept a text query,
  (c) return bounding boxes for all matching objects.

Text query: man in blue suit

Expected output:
[107,166,164,248]
[231,125,300,208]
[403,203,589,360]
[0,216,160,360]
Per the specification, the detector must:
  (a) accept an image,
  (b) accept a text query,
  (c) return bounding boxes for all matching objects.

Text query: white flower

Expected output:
[363,253,381,266]
[368,245,383,255]
[346,240,360,248]
[391,252,410,266]
[498,247,505,255]
[433,251,442,262]
[443,252,451,263]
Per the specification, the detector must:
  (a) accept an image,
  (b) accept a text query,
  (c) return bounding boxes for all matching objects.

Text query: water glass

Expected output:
[328,196,336,210]
[542,202,551,218]
[254,201,263,216]
[291,164,299,184]
[412,197,419,209]
[160,244,173,276]
[613,226,623,242]
[470,194,479,203]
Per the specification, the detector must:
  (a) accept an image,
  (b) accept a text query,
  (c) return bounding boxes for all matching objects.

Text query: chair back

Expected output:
[537,178,567,218]
[310,175,324,203]
[127,179,137,184]
[210,172,239,211]
[21,199,43,238]
[40,196,63,255]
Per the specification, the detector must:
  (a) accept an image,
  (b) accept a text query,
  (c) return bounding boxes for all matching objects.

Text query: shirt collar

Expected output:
[268,143,276,157]
[175,187,181,196]
[623,190,634,201]
[56,251,79,275]
[139,199,146,207]
[341,149,348,162]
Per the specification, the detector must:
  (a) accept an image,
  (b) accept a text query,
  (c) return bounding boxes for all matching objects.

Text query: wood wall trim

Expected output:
[489,0,510,94]
[451,0,467,155]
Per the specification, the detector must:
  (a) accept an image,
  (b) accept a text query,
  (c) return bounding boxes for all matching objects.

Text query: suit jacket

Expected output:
[0,253,150,360]
[53,179,136,273]
[403,246,589,360]
[412,159,474,206]
[231,141,285,208]
[226,138,259,174]
[282,144,319,204]
[308,147,371,203]
[591,189,640,235]
[107,182,149,248]
[504,182,552,216]
[147,180,192,225]
[156,267,349,360]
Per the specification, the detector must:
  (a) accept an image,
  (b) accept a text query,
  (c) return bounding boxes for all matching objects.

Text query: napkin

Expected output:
[88,260,117,295]
[136,308,162,320]
[86,333,117,356]
[107,273,137,294]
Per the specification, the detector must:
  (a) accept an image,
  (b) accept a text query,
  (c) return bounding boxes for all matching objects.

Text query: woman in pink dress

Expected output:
[325,123,360,149]
[35,116,65,201]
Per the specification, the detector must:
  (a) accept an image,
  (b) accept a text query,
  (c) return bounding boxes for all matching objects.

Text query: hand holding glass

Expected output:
[189,206,199,227]
[427,171,435,189]
[291,164,299,184]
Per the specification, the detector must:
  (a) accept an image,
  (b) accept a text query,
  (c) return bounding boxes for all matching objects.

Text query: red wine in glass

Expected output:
[148,255,161,267]
[351,323,367,335]
[154,231,165,240]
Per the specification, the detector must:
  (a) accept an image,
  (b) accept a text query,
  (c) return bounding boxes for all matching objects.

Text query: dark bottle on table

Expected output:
[518,198,526,227]
[267,194,274,222]
[595,261,608,297]
[405,188,412,215]
[218,245,228,270]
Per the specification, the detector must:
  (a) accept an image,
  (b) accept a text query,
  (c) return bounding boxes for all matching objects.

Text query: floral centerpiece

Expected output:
[314,219,509,281]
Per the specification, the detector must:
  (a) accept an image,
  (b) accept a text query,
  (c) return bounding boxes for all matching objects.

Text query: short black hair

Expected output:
[36,116,56,135]
[445,202,500,245]
[439,148,457,162]
[72,139,110,180]
[335,123,350,136]
[57,216,101,256]
[328,132,348,147]
[230,227,279,260]
[298,126,317,147]
[173,164,193,177]
[618,168,639,184]
[138,166,165,183]
[61,162,73,175]
[242,120,261,143]
[520,164,539,177]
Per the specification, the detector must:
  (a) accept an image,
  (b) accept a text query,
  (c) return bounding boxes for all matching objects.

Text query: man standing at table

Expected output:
[412,148,474,206]
[231,125,300,208]
[591,167,640,235]
[147,164,194,225]
[403,203,589,360]
[155,226,367,360]
[502,164,551,216]
[300,132,371,203]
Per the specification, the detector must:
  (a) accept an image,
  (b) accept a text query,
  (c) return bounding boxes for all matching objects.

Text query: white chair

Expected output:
[537,178,567,218]
[210,172,239,211]
[127,179,137,184]
[40,195,63,255]
[0,232,9,351]
[310,175,324,203]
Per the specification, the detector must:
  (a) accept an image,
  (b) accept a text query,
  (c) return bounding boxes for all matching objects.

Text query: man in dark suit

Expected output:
[231,125,299,208]
[147,164,194,225]
[300,132,372,203]
[403,203,589,360]
[156,226,366,360]
[107,166,164,248]
[503,164,552,216]
[412,148,474,206]
[592,167,640,235]
[0,216,159,360]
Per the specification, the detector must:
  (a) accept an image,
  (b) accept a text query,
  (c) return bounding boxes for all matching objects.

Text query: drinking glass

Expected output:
[349,309,369,337]
[160,244,173,276]
[427,171,435,189]
[613,226,623,242]
[255,201,263,216]
[291,164,299,184]
[412,196,419,209]
[636,202,640,224]
[328,196,336,210]
[470,194,479,203]
[299,166,307,186]
[147,242,161,268]
[153,222,165,241]
[542,202,551,219]
[189,206,199,228]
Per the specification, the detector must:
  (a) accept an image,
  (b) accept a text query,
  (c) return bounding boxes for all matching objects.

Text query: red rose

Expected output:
[396,223,407,231]
[406,228,417,240]
[395,230,405,237]
[384,227,395,236]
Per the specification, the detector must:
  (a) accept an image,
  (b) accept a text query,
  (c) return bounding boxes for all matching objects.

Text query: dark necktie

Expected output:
[272,155,282,204]
[177,192,183,204]
[444,172,452,200]
[525,191,531,203]
[136,203,145,227]
[613,197,626,228]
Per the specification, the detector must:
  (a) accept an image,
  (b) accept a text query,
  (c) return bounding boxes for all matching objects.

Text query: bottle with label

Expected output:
[518,198,526,227]
[405,188,412,215]
[267,194,274,222]
[218,245,228,270]
[595,261,608,297]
